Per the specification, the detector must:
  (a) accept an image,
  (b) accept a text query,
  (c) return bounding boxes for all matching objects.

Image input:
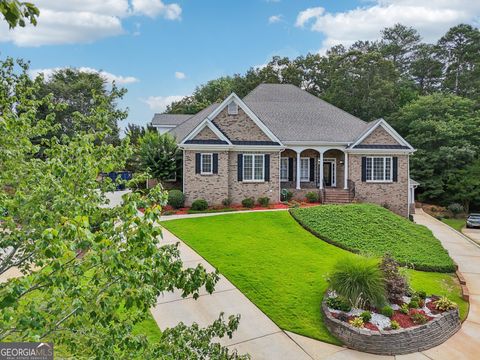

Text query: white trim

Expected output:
[180,144,284,152]
[351,119,414,151]
[242,153,265,182]
[283,141,349,146]
[200,153,213,175]
[300,157,310,182]
[206,93,283,145]
[280,157,289,182]
[365,156,393,183]
[347,148,412,155]
[181,119,232,145]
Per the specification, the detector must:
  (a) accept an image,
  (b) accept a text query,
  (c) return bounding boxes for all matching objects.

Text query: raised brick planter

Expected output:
[321,301,461,355]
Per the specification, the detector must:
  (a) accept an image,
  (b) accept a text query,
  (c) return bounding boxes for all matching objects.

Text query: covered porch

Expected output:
[280,147,354,202]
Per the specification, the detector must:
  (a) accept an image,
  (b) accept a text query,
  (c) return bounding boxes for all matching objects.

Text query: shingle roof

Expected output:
[151,113,192,126]
[166,84,378,144]
[168,103,220,141]
[243,84,369,143]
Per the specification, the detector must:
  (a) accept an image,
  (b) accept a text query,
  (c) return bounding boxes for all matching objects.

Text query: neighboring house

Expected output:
[150,84,416,217]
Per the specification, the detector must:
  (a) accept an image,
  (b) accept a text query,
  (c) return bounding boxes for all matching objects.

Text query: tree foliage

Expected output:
[389,94,480,204]
[35,68,126,144]
[0,57,246,359]
[138,131,180,181]
[0,0,39,28]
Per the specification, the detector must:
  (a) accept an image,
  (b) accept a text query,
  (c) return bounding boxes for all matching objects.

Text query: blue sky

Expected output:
[1,1,479,131]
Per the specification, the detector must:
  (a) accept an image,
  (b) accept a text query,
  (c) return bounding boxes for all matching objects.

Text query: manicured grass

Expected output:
[441,218,466,232]
[290,204,455,272]
[162,211,467,344]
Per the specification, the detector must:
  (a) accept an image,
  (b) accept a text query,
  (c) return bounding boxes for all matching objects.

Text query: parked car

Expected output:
[466,213,480,228]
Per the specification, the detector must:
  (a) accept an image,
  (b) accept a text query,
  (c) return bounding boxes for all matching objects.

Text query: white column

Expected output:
[319,151,324,189]
[344,152,349,189]
[296,151,301,189]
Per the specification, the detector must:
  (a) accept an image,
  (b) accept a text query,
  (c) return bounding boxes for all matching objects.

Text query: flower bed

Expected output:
[322,294,461,355]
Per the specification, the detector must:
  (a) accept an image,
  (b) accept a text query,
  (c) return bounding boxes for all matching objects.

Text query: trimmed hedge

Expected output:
[167,190,185,209]
[191,199,208,211]
[290,204,455,273]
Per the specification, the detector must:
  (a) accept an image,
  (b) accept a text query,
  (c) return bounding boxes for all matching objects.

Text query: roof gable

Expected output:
[350,119,414,151]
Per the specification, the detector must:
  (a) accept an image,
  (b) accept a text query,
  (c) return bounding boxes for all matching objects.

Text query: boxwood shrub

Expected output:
[242,197,255,208]
[191,199,208,211]
[167,189,185,209]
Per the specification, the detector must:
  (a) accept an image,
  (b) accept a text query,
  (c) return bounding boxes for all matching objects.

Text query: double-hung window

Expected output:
[300,158,310,182]
[200,153,213,175]
[243,154,264,181]
[365,156,392,182]
[280,157,289,181]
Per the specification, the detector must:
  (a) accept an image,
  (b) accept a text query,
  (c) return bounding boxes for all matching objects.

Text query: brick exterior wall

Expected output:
[321,301,461,355]
[349,154,409,217]
[183,150,280,206]
[212,107,272,141]
[192,126,219,140]
[360,126,400,145]
[183,150,229,206]
[228,151,280,204]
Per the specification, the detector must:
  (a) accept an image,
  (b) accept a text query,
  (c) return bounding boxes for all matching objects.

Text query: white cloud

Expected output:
[268,15,283,24]
[0,0,181,46]
[30,67,139,85]
[174,71,186,79]
[132,0,181,19]
[143,95,185,112]
[295,1,480,53]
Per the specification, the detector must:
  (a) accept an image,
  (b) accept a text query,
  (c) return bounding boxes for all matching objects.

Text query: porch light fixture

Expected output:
[339,160,344,165]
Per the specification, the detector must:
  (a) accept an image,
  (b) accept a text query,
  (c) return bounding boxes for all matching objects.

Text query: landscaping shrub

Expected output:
[360,311,372,323]
[281,189,293,202]
[290,204,456,272]
[435,296,457,311]
[381,306,394,318]
[390,320,400,330]
[191,199,208,211]
[329,257,386,308]
[400,303,409,314]
[416,291,427,300]
[410,310,428,324]
[257,197,270,207]
[222,198,232,207]
[326,296,351,312]
[379,254,408,302]
[408,299,419,309]
[305,191,320,203]
[242,197,255,208]
[349,317,364,328]
[447,203,464,217]
[167,189,185,209]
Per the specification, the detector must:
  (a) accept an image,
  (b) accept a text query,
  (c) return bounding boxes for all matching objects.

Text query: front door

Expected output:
[323,160,336,187]
[323,162,332,186]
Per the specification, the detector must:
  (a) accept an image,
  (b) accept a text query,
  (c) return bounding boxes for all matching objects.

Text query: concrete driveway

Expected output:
[463,228,480,245]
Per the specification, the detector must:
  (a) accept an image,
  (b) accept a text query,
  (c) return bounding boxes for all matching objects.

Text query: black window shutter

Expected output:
[309,158,315,182]
[212,153,218,174]
[237,154,243,181]
[393,157,398,182]
[264,154,270,181]
[288,158,294,181]
[195,153,201,174]
[361,157,367,182]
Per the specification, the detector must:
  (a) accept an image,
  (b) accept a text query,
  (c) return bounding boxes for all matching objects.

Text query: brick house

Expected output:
[151,84,417,217]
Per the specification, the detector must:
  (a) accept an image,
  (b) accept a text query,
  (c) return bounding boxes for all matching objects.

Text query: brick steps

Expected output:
[323,188,353,204]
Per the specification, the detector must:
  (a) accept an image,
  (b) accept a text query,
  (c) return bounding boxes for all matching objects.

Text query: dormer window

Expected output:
[228,101,238,115]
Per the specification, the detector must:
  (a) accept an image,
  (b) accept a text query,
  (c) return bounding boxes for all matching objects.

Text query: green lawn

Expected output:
[162,211,467,344]
[290,204,455,272]
[441,218,466,232]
